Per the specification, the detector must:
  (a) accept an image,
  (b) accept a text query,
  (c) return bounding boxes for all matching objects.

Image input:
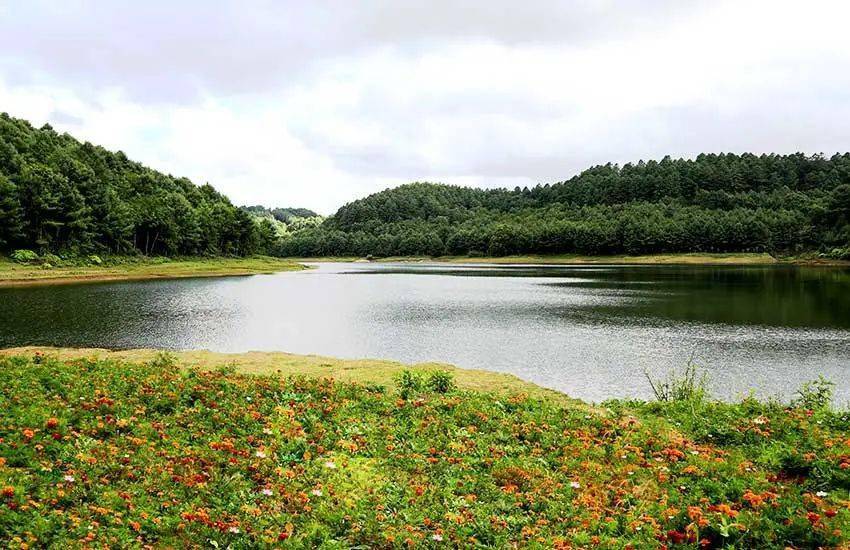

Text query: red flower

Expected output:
[806,512,821,525]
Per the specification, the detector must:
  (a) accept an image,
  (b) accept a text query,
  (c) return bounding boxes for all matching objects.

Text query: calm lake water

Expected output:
[1,262,849,404]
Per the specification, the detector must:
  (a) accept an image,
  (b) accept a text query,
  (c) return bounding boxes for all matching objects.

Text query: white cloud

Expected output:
[1,0,849,214]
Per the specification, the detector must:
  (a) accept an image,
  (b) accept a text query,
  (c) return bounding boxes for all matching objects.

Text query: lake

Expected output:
[1,262,848,404]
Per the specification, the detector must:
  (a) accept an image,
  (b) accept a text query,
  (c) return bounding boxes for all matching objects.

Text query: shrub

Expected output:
[426,370,456,394]
[794,376,834,410]
[826,247,850,260]
[395,369,424,399]
[41,253,62,267]
[87,254,103,265]
[10,249,39,264]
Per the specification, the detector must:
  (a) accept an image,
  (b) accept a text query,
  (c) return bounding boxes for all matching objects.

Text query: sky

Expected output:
[1,1,850,214]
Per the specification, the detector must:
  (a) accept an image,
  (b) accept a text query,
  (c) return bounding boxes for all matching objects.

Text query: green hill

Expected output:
[0,113,273,257]
[279,154,850,259]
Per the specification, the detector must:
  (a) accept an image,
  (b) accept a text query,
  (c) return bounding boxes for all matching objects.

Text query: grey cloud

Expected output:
[0,0,711,103]
[48,110,84,126]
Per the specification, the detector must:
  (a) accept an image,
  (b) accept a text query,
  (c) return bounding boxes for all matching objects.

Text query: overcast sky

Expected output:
[2,1,849,214]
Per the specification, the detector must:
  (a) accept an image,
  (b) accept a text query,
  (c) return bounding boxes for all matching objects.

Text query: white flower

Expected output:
[324,461,337,469]
[570,481,580,489]
[63,475,75,483]
[255,450,267,458]
[816,491,828,497]
[261,488,273,496]
[246,396,252,402]
[432,534,443,541]
[228,526,240,534]
[311,489,323,497]
[262,428,273,435]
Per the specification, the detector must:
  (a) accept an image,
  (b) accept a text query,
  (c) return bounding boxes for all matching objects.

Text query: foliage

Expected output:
[242,205,320,224]
[0,354,848,548]
[276,153,850,258]
[9,249,38,264]
[395,370,455,398]
[645,362,709,403]
[426,370,456,394]
[794,376,836,410]
[0,114,274,257]
[395,369,424,399]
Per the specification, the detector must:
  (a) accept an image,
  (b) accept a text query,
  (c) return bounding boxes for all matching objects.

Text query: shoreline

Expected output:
[0,346,587,409]
[0,256,306,288]
[289,252,850,266]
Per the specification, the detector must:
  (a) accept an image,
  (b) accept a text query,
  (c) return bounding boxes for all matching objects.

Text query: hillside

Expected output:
[279,154,850,259]
[0,351,847,547]
[0,113,274,257]
[242,205,320,223]
[241,205,324,239]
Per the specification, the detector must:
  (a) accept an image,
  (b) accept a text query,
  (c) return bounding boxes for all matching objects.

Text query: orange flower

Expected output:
[687,506,702,521]
[22,428,35,440]
[1,486,14,498]
[46,417,59,430]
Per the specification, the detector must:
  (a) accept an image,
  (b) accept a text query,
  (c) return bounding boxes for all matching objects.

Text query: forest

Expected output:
[2,112,849,261]
[280,154,850,259]
[0,113,277,257]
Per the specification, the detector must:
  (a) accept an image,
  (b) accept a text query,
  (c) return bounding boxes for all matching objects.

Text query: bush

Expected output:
[794,376,834,410]
[87,254,103,265]
[10,249,39,264]
[426,370,456,394]
[41,253,62,267]
[395,369,424,399]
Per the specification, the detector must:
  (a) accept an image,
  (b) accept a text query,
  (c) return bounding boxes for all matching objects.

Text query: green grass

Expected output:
[0,256,305,287]
[0,351,847,548]
[0,347,587,411]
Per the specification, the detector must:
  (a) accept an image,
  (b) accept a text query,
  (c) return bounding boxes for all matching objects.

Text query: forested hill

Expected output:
[280,154,850,258]
[0,113,275,256]
[242,205,319,223]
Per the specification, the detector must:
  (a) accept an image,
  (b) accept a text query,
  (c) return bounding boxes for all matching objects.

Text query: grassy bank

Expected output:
[0,349,848,547]
[0,347,585,410]
[0,256,305,287]
[292,252,849,266]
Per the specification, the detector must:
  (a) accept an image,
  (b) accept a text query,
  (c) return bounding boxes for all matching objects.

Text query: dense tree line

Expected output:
[279,153,850,258]
[0,113,276,256]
